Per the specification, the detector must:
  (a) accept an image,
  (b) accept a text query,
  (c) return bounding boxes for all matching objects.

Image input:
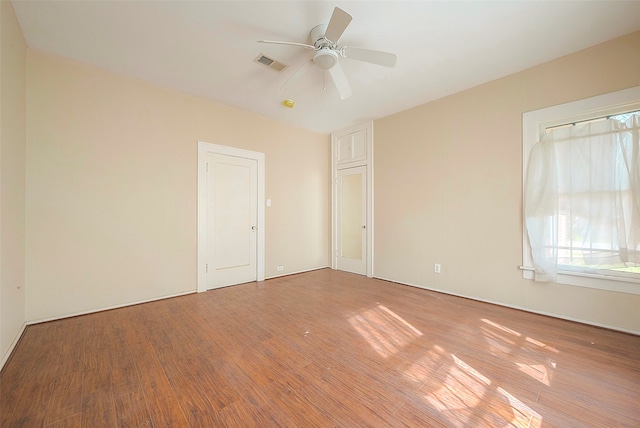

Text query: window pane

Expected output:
[553,112,639,277]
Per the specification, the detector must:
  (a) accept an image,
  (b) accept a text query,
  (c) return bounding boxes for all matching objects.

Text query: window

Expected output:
[522,86,640,295]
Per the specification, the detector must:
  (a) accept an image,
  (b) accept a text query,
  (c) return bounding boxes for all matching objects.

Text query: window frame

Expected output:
[522,86,640,295]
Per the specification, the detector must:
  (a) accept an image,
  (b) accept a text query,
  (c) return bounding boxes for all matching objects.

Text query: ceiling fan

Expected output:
[258,7,397,100]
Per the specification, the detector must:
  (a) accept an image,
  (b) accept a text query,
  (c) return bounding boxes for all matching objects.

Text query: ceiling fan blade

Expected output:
[258,40,315,50]
[324,7,352,44]
[342,46,397,68]
[328,62,352,100]
[280,59,313,91]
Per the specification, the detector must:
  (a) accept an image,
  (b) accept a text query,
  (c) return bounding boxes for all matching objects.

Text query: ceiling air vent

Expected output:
[254,54,287,72]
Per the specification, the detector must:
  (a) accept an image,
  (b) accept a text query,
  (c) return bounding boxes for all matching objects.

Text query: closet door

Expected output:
[336,166,367,275]
[336,129,367,166]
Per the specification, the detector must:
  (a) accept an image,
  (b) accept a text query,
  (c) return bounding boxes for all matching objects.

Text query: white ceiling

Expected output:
[11,1,640,134]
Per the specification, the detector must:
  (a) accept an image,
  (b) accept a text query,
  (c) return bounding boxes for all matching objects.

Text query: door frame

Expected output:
[197,141,265,292]
[331,122,374,277]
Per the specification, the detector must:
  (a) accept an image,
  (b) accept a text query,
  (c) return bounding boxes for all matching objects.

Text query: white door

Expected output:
[336,166,367,275]
[206,153,258,289]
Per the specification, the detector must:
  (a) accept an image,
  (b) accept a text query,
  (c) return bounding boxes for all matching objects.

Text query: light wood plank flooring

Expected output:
[1,269,639,427]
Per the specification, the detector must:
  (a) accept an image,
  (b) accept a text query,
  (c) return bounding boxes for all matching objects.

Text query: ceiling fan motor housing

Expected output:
[310,24,329,46]
[310,24,340,70]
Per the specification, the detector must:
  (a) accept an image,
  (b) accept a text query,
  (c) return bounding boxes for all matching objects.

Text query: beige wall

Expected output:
[0,1,27,363]
[26,51,330,321]
[10,15,640,342]
[374,31,640,333]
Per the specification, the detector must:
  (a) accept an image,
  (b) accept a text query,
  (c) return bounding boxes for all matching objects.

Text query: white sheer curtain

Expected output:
[525,113,640,282]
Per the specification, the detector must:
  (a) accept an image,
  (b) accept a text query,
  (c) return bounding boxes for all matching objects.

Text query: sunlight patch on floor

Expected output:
[497,387,543,423]
[452,354,491,385]
[422,354,542,427]
[516,362,549,386]
[481,318,558,354]
[480,318,558,386]
[525,336,559,353]
[403,345,446,386]
[347,304,422,358]
[481,318,522,337]
[481,333,517,353]
[424,355,491,414]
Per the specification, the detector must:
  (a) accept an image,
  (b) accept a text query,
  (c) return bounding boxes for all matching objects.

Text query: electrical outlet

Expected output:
[434,263,441,274]
[276,265,284,272]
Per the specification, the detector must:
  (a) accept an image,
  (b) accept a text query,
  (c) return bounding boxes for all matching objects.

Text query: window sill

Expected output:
[522,268,640,295]
[520,267,640,295]
[557,271,640,295]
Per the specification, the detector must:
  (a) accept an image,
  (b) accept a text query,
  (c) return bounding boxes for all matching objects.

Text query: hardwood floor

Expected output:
[1,268,639,427]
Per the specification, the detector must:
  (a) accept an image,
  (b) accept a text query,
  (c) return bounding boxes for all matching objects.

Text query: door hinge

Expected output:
[206,162,209,173]
[206,263,208,273]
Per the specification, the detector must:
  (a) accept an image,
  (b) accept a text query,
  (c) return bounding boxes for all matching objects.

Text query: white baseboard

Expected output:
[26,290,196,326]
[373,275,640,336]
[265,266,330,280]
[24,267,331,328]
[1,322,27,372]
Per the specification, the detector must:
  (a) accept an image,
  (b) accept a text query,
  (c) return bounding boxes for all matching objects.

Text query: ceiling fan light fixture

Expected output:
[313,49,339,70]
